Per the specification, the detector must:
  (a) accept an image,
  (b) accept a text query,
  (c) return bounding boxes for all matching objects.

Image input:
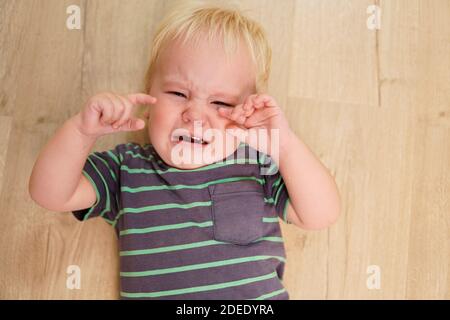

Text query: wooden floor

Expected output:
[0,0,448,299]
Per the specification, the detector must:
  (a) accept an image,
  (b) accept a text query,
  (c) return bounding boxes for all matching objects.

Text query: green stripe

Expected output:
[249,288,287,300]
[258,154,279,175]
[126,142,139,149]
[120,271,278,298]
[258,152,269,166]
[120,240,220,256]
[121,158,259,174]
[125,150,154,160]
[120,237,283,257]
[91,153,117,182]
[120,221,213,236]
[262,217,279,223]
[103,217,114,225]
[106,150,120,165]
[123,201,212,214]
[121,176,264,193]
[266,163,279,175]
[120,255,286,277]
[85,157,111,219]
[260,237,284,243]
[120,216,279,235]
[272,176,282,189]
[80,170,100,219]
[274,181,285,205]
[112,209,123,228]
[116,199,276,224]
[112,201,212,226]
[118,142,257,174]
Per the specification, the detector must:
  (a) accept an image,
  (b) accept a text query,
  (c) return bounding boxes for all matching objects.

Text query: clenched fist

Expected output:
[73,92,157,138]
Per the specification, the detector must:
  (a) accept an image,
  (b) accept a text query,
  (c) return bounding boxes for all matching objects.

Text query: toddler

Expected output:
[29,1,341,300]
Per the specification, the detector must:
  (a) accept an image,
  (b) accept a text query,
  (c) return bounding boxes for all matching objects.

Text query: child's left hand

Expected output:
[218,93,293,157]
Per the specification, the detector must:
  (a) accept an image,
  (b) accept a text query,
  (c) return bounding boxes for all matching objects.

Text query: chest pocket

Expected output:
[208,180,267,245]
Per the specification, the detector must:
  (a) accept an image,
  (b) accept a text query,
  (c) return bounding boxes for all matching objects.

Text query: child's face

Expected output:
[147,35,257,169]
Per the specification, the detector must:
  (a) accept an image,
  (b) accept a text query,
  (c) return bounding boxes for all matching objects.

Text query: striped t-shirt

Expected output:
[72,141,292,300]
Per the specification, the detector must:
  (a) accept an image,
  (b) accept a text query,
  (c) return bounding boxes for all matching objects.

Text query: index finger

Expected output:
[253,94,277,108]
[127,93,157,105]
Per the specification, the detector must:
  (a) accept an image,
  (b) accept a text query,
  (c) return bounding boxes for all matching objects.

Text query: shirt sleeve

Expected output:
[258,152,292,224]
[71,144,124,225]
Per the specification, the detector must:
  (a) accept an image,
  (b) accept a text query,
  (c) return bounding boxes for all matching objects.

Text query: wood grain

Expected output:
[0,0,448,299]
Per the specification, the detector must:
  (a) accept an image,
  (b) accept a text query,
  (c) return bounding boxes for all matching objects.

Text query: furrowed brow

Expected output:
[162,80,187,87]
[162,78,240,101]
[210,91,240,101]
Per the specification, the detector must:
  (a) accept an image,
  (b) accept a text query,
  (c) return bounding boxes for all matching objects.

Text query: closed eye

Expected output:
[166,91,233,107]
[212,101,233,107]
[167,91,187,98]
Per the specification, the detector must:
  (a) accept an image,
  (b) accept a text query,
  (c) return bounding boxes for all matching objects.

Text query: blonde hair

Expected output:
[143,0,272,94]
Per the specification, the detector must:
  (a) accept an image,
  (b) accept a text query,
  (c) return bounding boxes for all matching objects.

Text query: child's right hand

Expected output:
[74,92,157,138]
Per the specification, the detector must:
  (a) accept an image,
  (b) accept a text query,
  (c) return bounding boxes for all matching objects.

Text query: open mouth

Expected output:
[171,134,210,145]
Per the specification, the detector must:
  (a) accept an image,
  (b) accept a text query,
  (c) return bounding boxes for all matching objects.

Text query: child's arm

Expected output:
[28,115,98,212]
[278,131,341,230]
[28,92,157,212]
[218,93,341,230]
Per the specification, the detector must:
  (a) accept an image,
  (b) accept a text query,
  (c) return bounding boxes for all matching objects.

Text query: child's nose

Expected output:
[182,101,208,123]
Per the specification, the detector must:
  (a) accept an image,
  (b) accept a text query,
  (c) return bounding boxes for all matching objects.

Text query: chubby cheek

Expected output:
[147,104,178,140]
[208,118,238,149]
